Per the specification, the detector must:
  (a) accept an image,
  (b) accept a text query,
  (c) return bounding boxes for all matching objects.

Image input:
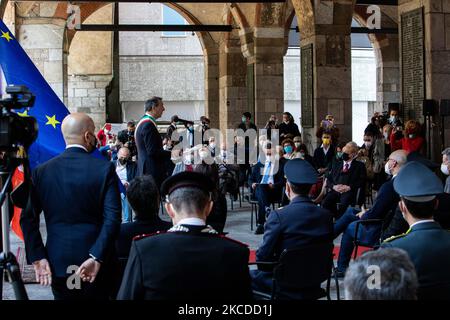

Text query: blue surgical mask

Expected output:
[284,146,293,154]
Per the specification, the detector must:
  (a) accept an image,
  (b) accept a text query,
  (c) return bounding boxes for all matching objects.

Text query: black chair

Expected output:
[352,219,383,259]
[251,243,339,300]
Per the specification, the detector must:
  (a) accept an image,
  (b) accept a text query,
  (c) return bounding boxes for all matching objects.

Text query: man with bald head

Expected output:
[332,149,408,277]
[321,141,367,217]
[21,113,122,300]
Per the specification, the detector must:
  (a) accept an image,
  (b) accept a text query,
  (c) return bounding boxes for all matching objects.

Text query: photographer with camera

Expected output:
[118,121,137,158]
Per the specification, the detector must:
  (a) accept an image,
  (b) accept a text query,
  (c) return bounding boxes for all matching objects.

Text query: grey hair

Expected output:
[145,96,162,112]
[343,248,418,300]
[442,147,450,157]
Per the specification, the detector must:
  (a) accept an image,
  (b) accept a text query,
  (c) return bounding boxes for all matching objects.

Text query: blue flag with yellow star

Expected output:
[0,19,69,168]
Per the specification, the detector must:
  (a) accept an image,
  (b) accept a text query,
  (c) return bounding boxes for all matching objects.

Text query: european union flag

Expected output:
[0,19,69,168]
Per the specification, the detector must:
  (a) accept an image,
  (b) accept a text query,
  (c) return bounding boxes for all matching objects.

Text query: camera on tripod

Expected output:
[0,85,38,151]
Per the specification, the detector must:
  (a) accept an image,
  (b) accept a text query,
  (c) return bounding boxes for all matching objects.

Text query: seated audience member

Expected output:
[117,172,252,300]
[249,143,285,235]
[344,248,418,300]
[193,159,227,233]
[251,159,333,298]
[116,175,171,260]
[114,147,137,223]
[293,136,302,151]
[282,138,296,160]
[333,150,407,276]
[172,148,195,175]
[313,131,335,175]
[382,161,450,300]
[321,142,366,218]
[296,143,315,168]
[390,119,425,154]
[381,152,450,240]
[442,147,450,193]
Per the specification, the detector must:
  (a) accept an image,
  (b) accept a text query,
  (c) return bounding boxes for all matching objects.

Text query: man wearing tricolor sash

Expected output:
[135,96,171,187]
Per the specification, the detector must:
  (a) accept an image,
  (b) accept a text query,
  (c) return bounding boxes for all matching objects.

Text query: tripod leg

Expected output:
[2,253,28,300]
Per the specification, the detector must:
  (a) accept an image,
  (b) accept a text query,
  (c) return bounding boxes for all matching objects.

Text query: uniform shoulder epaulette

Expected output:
[132,231,165,241]
[383,232,407,243]
[218,234,249,247]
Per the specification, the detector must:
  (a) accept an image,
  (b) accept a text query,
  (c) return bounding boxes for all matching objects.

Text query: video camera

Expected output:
[0,85,38,151]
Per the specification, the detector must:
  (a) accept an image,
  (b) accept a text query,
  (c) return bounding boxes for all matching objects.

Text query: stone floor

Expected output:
[1,196,343,300]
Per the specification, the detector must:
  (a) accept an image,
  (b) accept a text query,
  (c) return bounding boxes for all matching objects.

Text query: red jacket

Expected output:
[390,133,424,153]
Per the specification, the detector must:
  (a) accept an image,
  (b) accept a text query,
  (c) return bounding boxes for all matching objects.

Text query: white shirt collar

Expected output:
[178,217,205,226]
[410,219,434,229]
[66,144,88,152]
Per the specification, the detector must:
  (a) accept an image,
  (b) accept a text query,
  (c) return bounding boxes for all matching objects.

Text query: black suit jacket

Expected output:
[327,159,366,200]
[21,147,122,277]
[135,119,170,185]
[117,225,252,300]
[256,196,334,262]
[313,146,335,170]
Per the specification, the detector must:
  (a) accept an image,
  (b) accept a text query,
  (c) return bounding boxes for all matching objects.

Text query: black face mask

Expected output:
[342,153,351,161]
[119,158,128,165]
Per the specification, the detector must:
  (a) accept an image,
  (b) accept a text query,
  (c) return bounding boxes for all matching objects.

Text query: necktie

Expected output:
[343,163,349,173]
[261,161,272,184]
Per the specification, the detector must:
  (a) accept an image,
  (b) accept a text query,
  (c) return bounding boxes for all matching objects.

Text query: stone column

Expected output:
[218,39,247,132]
[16,18,66,103]
[301,31,353,144]
[246,27,285,129]
[374,34,401,112]
[204,50,220,129]
[399,0,450,159]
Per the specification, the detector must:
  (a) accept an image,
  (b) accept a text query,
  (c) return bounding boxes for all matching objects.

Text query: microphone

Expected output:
[173,116,194,126]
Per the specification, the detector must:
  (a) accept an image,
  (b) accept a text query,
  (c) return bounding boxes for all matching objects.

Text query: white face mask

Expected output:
[184,155,193,165]
[441,164,450,176]
[385,162,392,176]
[294,142,301,148]
[210,143,216,149]
[365,141,373,149]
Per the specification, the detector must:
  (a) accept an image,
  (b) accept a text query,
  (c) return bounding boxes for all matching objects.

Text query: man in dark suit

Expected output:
[113,147,137,222]
[135,96,171,187]
[249,143,285,234]
[115,175,171,280]
[117,172,252,300]
[321,142,367,218]
[333,150,408,276]
[21,113,122,300]
[382,161,450,300]
[251,159,334,297]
